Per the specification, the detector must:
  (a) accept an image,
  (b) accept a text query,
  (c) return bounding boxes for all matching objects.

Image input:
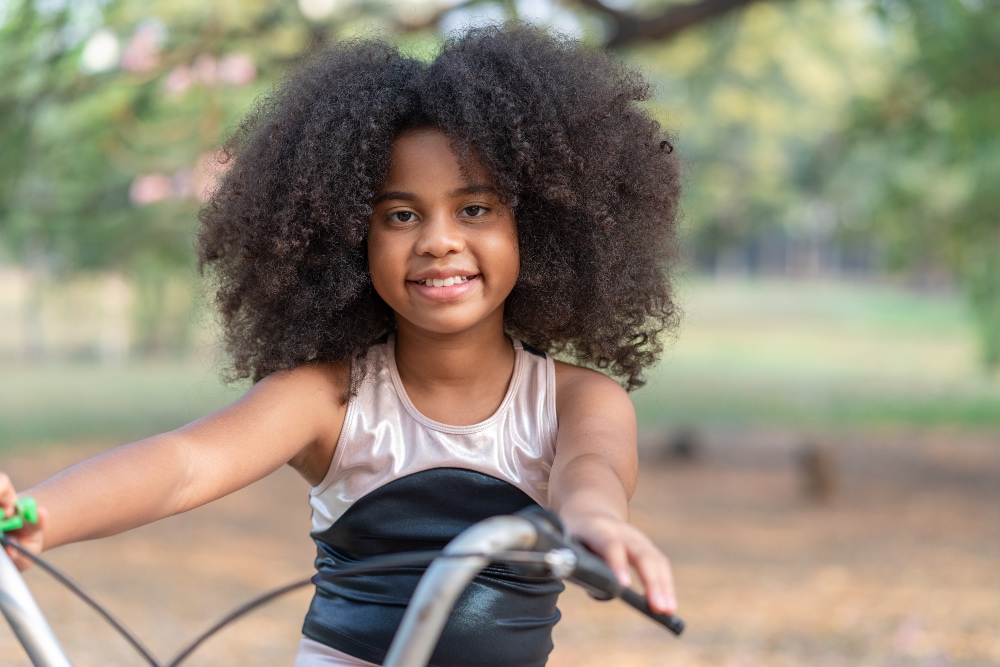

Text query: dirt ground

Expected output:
[1,428,998,667]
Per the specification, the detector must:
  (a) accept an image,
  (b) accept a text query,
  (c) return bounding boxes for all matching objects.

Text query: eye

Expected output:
[388,211,416,223]
[462,205,488,217]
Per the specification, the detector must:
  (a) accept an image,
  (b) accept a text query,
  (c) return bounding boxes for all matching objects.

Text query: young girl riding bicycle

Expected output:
[1,24,682,667]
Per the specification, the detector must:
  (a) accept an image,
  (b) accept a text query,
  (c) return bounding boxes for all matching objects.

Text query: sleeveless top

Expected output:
[301,335,563,667]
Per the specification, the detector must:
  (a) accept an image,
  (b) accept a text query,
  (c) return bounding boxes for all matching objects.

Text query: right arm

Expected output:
[1,362,347,567]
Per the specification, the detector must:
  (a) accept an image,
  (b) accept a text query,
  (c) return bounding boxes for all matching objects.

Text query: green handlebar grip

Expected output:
[0,515,22,534]
[0,497,38,535]
[18,497,38,524]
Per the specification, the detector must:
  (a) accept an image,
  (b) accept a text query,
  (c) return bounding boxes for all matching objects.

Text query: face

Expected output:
[367,128,519,337]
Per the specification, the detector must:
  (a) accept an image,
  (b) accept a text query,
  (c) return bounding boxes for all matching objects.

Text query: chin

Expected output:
[415,322,481,336]
[402,314,492,337]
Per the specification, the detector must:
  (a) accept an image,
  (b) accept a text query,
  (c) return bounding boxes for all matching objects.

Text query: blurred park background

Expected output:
[1,0,999,666]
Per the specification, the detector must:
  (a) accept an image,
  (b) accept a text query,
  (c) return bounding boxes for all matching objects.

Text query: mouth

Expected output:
[407,273,480,301]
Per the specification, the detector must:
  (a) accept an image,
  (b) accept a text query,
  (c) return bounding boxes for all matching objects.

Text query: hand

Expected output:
[562,513,677,615]
[0,472,46,572]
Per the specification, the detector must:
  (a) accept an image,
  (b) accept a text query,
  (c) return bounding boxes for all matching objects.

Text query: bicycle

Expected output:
[1,500,684,667]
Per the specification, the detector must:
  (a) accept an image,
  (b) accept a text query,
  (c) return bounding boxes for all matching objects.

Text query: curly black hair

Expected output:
[198,23,681,391]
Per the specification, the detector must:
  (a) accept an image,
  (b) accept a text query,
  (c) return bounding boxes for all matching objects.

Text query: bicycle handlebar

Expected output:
[2,500,683,667]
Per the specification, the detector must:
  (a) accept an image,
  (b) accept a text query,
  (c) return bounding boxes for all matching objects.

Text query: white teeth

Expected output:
[418,275,471,286]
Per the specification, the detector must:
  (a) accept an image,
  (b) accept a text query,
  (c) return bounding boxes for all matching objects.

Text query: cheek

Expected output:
[366,232,395,295]
[507,245,520,283]
[480,230,518,282]
[503,224,520,281]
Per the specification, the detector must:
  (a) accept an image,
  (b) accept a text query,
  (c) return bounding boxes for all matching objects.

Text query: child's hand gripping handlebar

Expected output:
[0,498,39,536]
[515,507,686,636]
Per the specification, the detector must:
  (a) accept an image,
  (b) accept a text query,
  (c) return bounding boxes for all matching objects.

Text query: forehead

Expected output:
[379,128,492,190]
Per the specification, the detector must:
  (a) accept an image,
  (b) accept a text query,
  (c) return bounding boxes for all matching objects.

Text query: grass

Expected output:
[0,359,248,450]
[2,279,998,450]
[632,278,1000,431]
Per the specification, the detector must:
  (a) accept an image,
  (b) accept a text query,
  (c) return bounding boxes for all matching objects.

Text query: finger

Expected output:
[0,473,17,517]
[4,538,27,572]
[601,540,632,588]
[628,539,676,614]
[566,521,633,588]
[5,534,37,572]
[5,508,46,572]
[13,550,33,573]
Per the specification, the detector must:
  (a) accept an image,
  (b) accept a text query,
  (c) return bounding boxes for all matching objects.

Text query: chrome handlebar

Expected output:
[2,507,683,667]
[0,546,73,667]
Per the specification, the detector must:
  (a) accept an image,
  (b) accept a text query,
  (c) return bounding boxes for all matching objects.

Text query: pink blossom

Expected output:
[163,66,193,97]
[219,53,257,86]
[192,54,218,86]
[129,174,172,205]
[121,23,163,73]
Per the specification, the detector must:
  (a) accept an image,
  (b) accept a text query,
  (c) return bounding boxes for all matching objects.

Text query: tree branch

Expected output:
[392,0,477,33]
[391,0,780,49]
[578,0,778,48]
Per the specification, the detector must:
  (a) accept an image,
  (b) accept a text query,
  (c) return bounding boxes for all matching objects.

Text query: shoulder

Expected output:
[253,360,351,405]
[251,361,351,486]
[244,360,352,448]
[553,361,634,420]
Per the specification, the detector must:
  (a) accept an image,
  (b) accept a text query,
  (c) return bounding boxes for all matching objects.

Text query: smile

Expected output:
[408,274,480,301]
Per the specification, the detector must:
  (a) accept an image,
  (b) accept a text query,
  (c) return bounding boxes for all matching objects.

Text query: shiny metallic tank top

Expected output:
[302,336,562,667]
[308,335,558,533]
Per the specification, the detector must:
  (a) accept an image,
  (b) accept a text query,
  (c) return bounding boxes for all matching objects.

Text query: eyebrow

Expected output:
[371,184,499,205]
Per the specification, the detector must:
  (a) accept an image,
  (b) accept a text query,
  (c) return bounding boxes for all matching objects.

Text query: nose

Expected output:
[414,212,464,257]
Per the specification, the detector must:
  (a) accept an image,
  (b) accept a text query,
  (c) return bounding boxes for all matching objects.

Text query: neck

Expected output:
[393,314,513,392]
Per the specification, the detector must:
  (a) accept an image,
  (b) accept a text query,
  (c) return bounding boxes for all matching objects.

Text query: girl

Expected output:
[0,24,682,667]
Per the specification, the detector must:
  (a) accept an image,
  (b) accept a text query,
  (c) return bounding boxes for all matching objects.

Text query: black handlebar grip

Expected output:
[565,544,621,601]
[619,588,685,636]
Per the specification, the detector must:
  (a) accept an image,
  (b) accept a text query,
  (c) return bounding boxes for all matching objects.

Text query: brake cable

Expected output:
[2,533,552,667]
[2,535,161,666]
[2,499,683,665]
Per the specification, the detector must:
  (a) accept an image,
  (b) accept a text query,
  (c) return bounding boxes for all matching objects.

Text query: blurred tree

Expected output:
[0,0,324,355]
[3,0,997,367]
[0,0,779,357]
[0,0,320,274]
[629,1,890,277]
[828,0,1000,368]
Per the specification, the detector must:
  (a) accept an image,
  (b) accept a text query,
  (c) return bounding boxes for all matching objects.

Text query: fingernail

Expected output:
[651,592,675,613]
[618,570,632,587]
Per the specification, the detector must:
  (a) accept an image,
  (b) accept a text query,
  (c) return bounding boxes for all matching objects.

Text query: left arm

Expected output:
[548,363,677,614]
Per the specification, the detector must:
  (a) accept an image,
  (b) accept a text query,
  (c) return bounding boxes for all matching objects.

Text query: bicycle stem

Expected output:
[382,515,539,667]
